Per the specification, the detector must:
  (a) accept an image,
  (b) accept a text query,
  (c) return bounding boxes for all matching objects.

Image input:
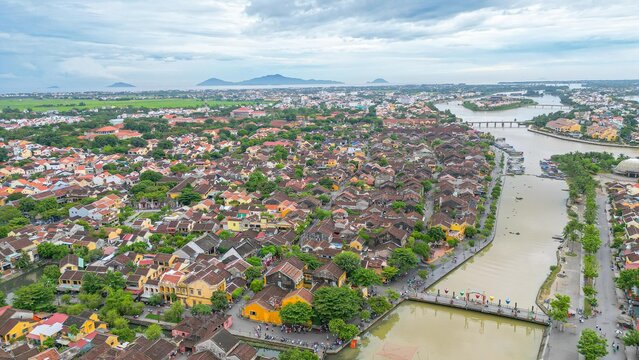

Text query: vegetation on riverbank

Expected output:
[462,98,536,111]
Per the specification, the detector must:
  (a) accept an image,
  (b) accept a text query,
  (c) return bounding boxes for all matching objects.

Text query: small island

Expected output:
[463,95,536,111]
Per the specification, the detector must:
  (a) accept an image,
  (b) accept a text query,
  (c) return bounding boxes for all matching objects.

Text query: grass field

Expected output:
[0,98,258,112]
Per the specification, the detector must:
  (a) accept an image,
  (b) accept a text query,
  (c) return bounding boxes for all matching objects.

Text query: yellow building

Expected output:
[163,262,228,307]
[0,307,36,344]
[242,286,313,325]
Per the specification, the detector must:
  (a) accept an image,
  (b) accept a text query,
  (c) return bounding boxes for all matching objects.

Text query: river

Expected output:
[332,95,639,360]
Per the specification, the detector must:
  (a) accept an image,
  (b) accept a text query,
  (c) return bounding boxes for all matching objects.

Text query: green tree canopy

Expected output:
[279,349,319,360]
[388,248,418,273]
[351,268,382,287]
[549,294,571,323]
[333,251,361,275]
[279,302,313,326]
[577,328,608,360]
[313,286,362,323]
[210,291,229,312]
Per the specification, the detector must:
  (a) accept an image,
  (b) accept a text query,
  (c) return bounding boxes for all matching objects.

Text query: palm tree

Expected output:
[563,219,583,253]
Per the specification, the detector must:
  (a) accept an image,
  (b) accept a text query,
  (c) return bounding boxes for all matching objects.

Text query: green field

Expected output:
[0,98,259,112]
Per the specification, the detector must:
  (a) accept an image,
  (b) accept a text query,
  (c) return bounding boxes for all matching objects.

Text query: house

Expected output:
[264,258,305,291]
[0,306,36,344]
[58,270,85,292]
[312,261,347,287]
[241,285,287,325]
[546,118,581,133]
[59,254,83,273]
[194,328,258,360]
[172,314,233,353]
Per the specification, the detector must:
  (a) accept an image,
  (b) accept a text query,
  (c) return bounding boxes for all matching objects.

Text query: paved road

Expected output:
[546,190,624,359]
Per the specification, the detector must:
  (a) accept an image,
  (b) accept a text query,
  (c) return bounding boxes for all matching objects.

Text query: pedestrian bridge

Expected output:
[407,291,551,326]
[466,121,529,128]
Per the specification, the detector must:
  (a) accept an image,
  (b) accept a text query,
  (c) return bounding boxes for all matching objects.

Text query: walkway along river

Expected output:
[330,96,639,360]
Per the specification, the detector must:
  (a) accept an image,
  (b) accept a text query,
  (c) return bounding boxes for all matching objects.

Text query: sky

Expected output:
[1,0,638,91]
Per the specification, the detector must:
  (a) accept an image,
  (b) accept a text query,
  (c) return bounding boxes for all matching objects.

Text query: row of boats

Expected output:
[539,159,566,180]
[495,138,525,175]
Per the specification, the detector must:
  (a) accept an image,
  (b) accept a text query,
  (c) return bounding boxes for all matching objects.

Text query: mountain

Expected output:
[196,74,342,86]
[47,86,60,89]
[197,77,234,86]
[107,82,135,88]
[369,78,389,84]
[239,74,342,85]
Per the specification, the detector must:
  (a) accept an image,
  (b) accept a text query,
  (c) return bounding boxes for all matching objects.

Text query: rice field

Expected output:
[0,98,258,112]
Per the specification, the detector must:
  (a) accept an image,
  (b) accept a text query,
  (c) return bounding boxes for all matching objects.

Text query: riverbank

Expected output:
[528,127,639,149]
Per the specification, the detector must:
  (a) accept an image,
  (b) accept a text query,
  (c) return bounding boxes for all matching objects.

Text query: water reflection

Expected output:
[331,302,544,360]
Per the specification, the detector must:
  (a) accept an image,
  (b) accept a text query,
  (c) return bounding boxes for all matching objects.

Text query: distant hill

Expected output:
[47,86,60,89]
[197,74,342,86]
[197,77,234,86]
[369,78,389,84]
[108,82,135,88]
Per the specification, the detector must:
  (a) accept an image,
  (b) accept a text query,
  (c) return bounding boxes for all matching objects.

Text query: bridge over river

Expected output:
[407,291,550,326]
[466,120,529,127]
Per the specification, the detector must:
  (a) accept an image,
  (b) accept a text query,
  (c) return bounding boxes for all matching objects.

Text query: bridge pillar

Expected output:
[501,122,504,128]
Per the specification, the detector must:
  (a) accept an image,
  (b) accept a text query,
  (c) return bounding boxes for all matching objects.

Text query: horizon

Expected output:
[1,0,639,92]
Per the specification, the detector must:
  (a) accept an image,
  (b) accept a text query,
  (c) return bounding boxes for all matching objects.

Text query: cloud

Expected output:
[0,0,638,90]
[58,57,119,80]
[0,73,18,79]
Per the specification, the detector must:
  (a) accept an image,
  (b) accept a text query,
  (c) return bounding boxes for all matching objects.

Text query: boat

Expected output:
[552,235,564,241]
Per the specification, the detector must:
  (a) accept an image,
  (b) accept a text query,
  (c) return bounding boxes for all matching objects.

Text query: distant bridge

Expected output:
[529,104,571,109]
[466,121,528,128]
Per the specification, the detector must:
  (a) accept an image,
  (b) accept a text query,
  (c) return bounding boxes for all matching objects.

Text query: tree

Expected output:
[313,286,362,323]
[81,272,106,294]
[245,266,263,282]
[388,248,418,273]
[178,184,202,205]
[381,266,399,282]
[15,251,31,270]
[417,269,428,279]
[79,292,103,310]
[427,227,446,242]
[144,324,162,340]
[616,269,639,290]
[413,241,431,259]
[191,304,213,316]
[140,170,163,182]
[103,271,126,290]
[368,296,392,315]
[12,282,56,312]
[333,251,360,276]
[0,291,6,306]
[280,302,313,326]
[42,265,61,282]
[250,279,264,293]
[169,163,191,174]
[578,329,608,360]
[163,301,184,323]
[549,294,571,324]
[623,329,639,348]
[464,226,478,238]
[279,349,319,360]
[36,242,69,260]
[351,268,381,287]
[328,318,359,341]
[210,291,229,312]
